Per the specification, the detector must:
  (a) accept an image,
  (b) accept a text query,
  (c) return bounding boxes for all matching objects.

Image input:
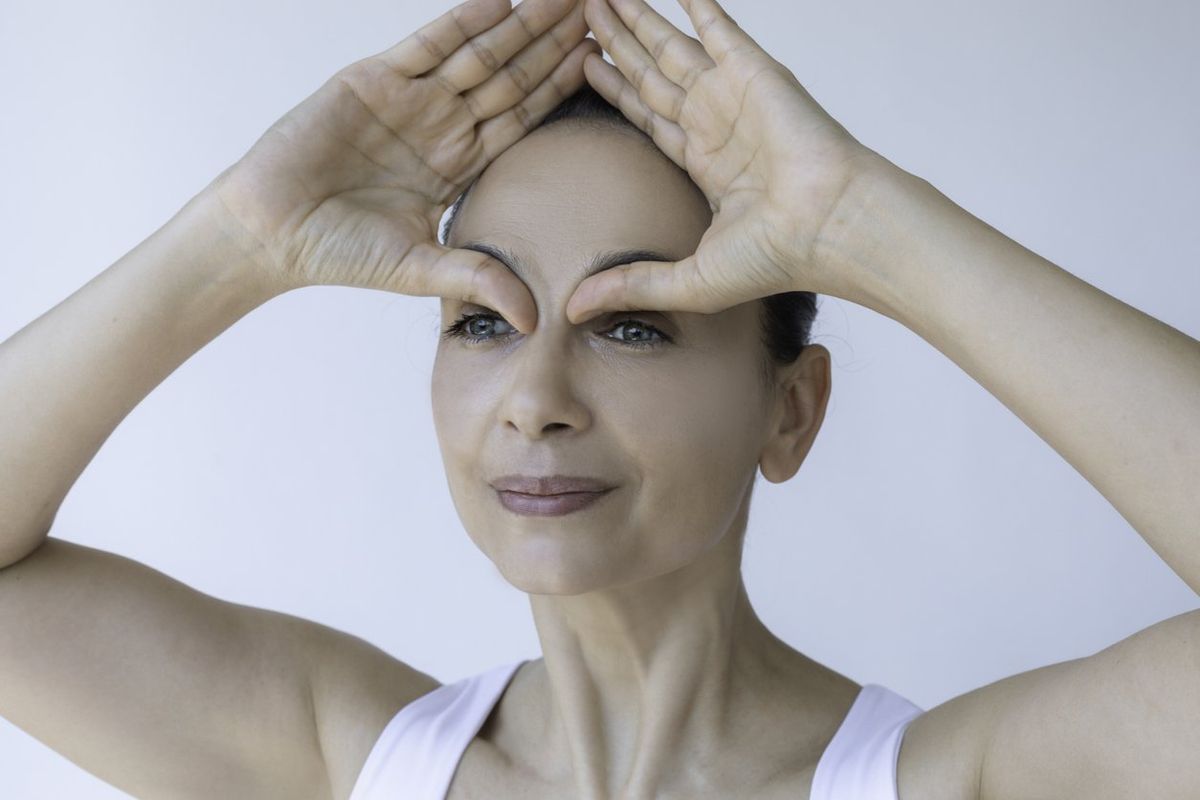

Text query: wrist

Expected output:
[186,173,295,304]
[110,186,287,346]
[809,152,937,320]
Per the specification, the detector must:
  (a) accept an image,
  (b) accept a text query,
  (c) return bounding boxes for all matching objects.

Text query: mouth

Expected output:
[493,487,615,517]
[489,474,615,495]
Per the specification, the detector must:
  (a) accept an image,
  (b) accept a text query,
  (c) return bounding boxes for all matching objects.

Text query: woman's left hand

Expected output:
[566,0,893,324]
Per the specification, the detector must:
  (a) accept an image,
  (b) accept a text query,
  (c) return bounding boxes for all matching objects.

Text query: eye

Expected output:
[441,311,516,343]
[440,312,671,349]
[606,318,669,348]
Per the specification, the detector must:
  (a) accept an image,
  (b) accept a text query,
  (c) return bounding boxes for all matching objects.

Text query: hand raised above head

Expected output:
[209,0,599,333]
[566,0,896,324]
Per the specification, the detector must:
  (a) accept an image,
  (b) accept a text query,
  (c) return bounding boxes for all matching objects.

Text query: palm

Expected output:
[216,64,492,288]
[568,0,882,322]
[674,65,865,306]
[208,0,598,333]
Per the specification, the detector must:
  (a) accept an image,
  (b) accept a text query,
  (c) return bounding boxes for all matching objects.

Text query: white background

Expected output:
[1,0,1197,796]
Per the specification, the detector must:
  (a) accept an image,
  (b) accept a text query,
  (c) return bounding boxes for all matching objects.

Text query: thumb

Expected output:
[565,253,717,325]
[383,240,537,334]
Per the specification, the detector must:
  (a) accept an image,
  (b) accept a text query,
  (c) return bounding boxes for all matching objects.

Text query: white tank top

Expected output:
[347,658,923,800]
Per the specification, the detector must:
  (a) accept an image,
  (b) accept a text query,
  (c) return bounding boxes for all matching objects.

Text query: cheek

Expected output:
[615,361,764,555]
[617,347,763,460]
[430,353,493,471]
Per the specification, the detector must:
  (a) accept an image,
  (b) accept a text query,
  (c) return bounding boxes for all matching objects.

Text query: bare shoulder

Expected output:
[303,623,442,800]
[898,610,1200,800]
[897,657,1105,799]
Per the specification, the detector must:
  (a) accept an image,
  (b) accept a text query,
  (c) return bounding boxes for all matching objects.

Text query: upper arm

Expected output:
[0,536,433,800]
[979,609,1200,800]
[895,609,1200,800]
[304,611,441,800]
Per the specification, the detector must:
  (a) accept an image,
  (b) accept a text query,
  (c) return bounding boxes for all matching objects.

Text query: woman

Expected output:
[0,0,1196,798]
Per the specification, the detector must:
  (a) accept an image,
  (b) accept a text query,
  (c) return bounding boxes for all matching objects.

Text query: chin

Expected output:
[493,556,615,596]
[481,536,646,596]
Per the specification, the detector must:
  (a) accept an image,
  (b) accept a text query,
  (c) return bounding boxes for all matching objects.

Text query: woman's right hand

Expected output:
[208,0,596,333]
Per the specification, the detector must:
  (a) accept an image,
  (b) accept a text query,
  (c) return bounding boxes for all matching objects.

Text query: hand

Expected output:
[208,0,599,333]
[566,0,894,323]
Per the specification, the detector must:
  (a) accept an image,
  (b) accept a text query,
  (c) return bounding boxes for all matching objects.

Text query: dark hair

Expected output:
[439,84,819,390]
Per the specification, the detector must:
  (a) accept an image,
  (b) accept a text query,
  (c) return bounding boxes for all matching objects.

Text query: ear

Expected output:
[758,344,832,484]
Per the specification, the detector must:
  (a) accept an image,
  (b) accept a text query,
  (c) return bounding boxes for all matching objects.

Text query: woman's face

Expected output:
[432,124,778,596]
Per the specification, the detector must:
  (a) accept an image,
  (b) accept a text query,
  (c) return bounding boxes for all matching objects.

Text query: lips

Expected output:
[489,474,614,495]
[494,487,613,516]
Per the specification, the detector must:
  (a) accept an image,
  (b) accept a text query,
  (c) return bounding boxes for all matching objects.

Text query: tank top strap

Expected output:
[809,683,924,800]
[347,658,526,800]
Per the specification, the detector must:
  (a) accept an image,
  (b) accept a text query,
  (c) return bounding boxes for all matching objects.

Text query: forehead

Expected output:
[448,125,712,285]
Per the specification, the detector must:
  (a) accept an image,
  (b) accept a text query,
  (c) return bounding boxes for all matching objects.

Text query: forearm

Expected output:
[0,186,282,567]
[822,163,1200,594]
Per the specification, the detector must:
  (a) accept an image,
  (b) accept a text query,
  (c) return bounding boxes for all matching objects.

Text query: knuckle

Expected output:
[505,59,535,95]
[513,5,538,41]
[432,71,459,97]
[512,101,534,132]
[468,38,500,72]
[643,107,657,137]
[631,61,649,92]
[463,90,485,119]
[670,90,685,120]
[652,36,670,62]
[416,30,447,62]
[657,34,682,63]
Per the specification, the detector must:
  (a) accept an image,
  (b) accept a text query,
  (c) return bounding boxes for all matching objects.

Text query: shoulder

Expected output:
[898,611,1200,800]
[895,654,1112,799]
[302,623,442,800]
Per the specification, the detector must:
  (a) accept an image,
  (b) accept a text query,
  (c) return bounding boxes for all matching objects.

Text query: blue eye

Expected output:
[441,312,671,349]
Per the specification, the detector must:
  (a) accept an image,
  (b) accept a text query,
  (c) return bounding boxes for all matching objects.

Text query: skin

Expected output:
[3,0,1196,798]
[432,123,856,797]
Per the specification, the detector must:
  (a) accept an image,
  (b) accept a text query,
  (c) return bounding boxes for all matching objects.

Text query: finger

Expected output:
[388,241,539,333]
[376,0,512,78]
[584,0,688,119]
[476,37,600,160]
[582,52,686,167]
[604,0,714,93]
[565,253,728,324]
[676,0,754,66]
[430,0,580,95]
[463,0,589,121]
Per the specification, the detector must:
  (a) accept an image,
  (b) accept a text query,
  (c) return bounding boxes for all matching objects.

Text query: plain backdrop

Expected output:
[2,0,1198,796]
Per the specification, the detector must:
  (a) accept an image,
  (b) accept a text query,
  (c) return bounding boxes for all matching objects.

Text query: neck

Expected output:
[524,512,801,799]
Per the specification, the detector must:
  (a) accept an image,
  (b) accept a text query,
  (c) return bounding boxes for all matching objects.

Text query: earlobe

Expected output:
[758,424,809,484]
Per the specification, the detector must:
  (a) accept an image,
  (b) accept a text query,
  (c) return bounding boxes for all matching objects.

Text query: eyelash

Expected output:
[441,312,671,350]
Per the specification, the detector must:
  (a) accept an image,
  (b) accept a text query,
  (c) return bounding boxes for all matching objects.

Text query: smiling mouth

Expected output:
[494,487,615,517]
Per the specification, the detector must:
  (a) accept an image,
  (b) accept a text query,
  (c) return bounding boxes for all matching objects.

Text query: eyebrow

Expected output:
[457,241,675,284]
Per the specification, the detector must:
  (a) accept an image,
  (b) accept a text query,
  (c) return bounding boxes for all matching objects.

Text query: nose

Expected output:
[498,329,592,438]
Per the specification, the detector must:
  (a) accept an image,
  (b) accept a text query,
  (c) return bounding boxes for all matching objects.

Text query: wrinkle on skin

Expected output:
[430,124,847,798]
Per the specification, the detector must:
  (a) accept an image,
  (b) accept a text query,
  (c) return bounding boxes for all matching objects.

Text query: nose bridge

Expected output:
[499,320,590,437]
